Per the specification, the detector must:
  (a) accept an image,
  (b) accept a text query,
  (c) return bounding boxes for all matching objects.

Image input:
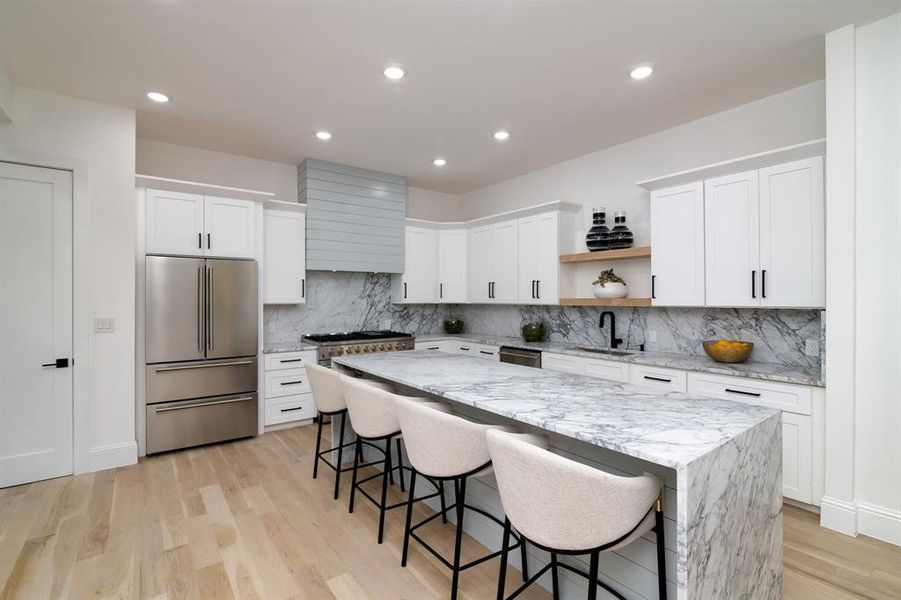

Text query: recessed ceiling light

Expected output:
[146,91,169,103]
[315,130,332,140]
[383,65,406,80]
[433,158,446,167]
[630,64,654,80]
[494,130,510,141]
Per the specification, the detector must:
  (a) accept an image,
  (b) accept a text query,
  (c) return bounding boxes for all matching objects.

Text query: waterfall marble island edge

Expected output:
[333,351,783,600]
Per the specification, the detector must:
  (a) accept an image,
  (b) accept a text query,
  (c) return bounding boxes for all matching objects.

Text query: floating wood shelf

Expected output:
[560,246,651,263]
[559,297,652,307]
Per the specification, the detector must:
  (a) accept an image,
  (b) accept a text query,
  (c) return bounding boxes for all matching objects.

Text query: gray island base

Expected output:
[333,351,782,600]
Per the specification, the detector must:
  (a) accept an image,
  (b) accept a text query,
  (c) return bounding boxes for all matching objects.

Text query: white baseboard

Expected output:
[87,441,138,473]
[819,496,858,536]
[858,503,901,546]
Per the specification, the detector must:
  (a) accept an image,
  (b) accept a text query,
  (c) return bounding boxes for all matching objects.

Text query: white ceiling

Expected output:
[0,1,898,193]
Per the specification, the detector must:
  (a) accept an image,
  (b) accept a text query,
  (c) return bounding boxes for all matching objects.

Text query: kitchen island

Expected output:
[333,350,782,600]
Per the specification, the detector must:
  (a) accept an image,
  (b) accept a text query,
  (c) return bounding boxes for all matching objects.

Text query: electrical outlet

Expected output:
[94,318,115,333]
[805,339,819,357]
[648,330,658,343]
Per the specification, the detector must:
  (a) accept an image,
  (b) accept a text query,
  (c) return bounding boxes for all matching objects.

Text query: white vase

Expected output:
[593,282,627,299]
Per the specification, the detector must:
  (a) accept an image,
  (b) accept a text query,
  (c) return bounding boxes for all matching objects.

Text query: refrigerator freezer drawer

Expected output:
[146,393,258,454]
[145,358,258,404]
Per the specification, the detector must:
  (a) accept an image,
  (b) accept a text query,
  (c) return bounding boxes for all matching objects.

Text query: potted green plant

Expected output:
[521,321,546,342]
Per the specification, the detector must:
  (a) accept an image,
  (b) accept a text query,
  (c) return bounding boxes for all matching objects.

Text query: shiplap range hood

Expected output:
[299,159,405,273]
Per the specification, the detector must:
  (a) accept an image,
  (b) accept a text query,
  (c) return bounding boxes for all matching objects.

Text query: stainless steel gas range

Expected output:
[302,330,415,365]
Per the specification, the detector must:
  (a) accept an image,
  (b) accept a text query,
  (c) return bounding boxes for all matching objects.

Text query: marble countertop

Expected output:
[417,334,823,386]
[263,341,316,354]
[333,351,779,469]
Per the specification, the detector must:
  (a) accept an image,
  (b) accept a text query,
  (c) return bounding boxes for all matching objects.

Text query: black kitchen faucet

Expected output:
[599,311,623,349]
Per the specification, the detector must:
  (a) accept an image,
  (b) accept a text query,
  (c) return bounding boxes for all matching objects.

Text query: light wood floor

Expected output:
[1,425,899,600]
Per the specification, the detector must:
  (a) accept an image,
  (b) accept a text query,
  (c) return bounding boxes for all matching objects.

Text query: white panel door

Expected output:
[468,224,494,302]
[491,220,519,303]
[263,210,305,304]
[704,170,760,307]
[204,196,256,259]
[533,212,559,304]
[438,229,468,303]
[145,188,204,256]
[403,227,438,302]
[517,216,540,303]
[651,182,706,306]
[1,163,73,487]
[759,157,825,308]
[781,412,813,503]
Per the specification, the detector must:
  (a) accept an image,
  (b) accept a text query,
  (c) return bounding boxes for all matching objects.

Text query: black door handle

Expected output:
[651,275,656,299]
[751,270,756,299]
[404,282,407,299]
[301,278,305,298]
[761,270,766,299]
[198,232,202,249]
[42,358,70,368]
[440,283,443,299]
[536,280,540,299]
[207,233,211,249]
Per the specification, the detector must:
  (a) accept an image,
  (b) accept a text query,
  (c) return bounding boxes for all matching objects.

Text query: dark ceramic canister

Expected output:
[609,211,634,249]
[585,207,612,252]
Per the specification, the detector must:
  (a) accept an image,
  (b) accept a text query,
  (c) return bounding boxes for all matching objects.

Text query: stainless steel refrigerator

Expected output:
[145,256,258,454]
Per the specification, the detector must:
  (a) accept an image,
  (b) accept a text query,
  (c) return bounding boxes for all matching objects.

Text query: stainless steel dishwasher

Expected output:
[499,346,542,368]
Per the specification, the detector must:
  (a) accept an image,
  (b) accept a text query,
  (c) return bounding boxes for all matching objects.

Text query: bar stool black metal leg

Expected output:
[551,552,560,600]
[655,507,667,600]
[348,438,362,513]
[438,481,448,524]
[396,437,406,492]
[401,470,418,567]
[496,517,511,600]
[333,412,347,500]
[587,550,600,600]
[519,535,529,581]
[386,438,395,486]
[377,437,392,544]
[450,476,467,600]
[313,413,324,479]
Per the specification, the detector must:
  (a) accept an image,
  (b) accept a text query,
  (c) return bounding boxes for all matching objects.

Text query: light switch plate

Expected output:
[805,339,819,357]
[648,330,658,343]
[94,318,115,333]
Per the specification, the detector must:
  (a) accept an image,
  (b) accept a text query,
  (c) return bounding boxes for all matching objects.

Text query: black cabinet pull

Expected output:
[280,380,304,386]
[479,350,494,355]
[41,358,70,368]
[301,278,305,298]
[198,232,202,249]
[751,270,756,298]
[404,282,407,299]
[643,375,672,383]
[761,270,766,299]
[279,358,303,363]
[651,275,656,299]
[207,233,211,249]
[531,280,535,298]
[280,406,303,412]
[536,280,540,299]
[725,388,761,397]
[440,283,443,299]
[425,346,440,350]
[459,347,470,351]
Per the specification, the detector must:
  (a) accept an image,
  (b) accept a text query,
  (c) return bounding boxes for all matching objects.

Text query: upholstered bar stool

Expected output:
[342,376,450,544]
[395,397,546,600]
[305,363,393,500]
[486,430,667,600]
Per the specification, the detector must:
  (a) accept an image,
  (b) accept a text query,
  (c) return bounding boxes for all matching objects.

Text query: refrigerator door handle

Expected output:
[154,396,253,413]
[207,266,214,350]
[153,360,255,372]
[197,266,203,352]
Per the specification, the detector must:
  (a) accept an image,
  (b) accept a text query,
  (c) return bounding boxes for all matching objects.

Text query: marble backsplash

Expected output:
[264,272,822,369]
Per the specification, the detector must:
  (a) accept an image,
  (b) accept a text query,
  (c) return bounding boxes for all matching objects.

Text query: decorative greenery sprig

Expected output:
[592,268,625,286]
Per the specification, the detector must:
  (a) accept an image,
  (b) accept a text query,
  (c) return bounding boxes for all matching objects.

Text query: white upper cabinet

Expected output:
[145,189,256,259]
[468,224,495,302]
[438,229,468,303]
[145,189,205,256]
[491,220,519,303]
[393,226,439,303]
[263,209,305,304]
[704,170,760,307]
[759,157,824,308]
[204,196,257,259]
[650,182,705,306]
[518,212,559,304]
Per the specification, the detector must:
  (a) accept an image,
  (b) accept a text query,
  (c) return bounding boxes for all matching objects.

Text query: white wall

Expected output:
[0,85,137,469]
[459,80,826,249]
[822,13,901,547]
[406,186,463,221]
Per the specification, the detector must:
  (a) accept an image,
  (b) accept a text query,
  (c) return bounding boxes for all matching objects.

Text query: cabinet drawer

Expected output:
[266,393,317,426]
[583,358,630,383]
[264,351,316,371]
[629,365,687,393]
[474,344,500,360]
[415,341,446,351]
[147,393,257,454]
[265,368,311,398]
[542,352,585,375]
[686,372,811,415]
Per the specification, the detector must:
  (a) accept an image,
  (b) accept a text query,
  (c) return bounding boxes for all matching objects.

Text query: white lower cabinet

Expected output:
[414,340,447,351]
[444,341,500,360]
[629,364,687,393]
[263,350,317,426]
[541,352,629,383]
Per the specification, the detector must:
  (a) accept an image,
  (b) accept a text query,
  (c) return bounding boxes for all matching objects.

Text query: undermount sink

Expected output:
[576,347,634,357]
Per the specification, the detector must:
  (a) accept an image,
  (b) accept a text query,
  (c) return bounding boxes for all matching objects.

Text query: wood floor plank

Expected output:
[2,423,899,600]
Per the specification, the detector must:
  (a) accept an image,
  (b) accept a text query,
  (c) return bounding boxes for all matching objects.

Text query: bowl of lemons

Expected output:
[702,339,754,363]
